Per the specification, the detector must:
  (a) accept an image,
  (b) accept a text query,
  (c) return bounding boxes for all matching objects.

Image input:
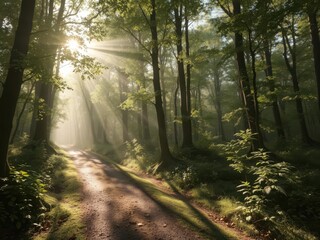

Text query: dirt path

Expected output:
[68,149,249,240]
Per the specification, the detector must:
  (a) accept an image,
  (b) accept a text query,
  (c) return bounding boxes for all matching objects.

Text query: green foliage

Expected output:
[35,98,51,121]
[72,55,105,80]
[124,139,157,173]
[3,143,73,237]
[11,141,48,172]
[164,162,219,191]
[43,154,68,189]
[125,138,144,159]
[220,130,295,224]
[222,108,245,127]
[219,129,253,173]
[120,87,154,111]
[169,166,199,190]
[33,152,85,240]
[0,167,47,231]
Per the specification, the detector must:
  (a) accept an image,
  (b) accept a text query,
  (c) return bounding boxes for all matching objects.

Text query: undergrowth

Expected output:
[118,135,320,239]
[33,149,85,240]
[0,137,84,240]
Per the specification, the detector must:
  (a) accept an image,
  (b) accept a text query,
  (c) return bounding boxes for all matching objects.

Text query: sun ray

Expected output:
[66,39,80,52]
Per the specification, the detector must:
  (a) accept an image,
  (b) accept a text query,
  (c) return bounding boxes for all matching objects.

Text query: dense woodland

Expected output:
[1,0,320,239]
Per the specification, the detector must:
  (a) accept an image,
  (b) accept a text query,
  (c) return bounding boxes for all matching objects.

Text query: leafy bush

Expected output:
[220,130,295,225]
[125,138,144,159]
[193,162,219,183]
[2,143,65,237]
[123,139,158,173]
[169,165,199,189]
[43,154,67,189]
[10,141,48,172]
[0,167,47,231]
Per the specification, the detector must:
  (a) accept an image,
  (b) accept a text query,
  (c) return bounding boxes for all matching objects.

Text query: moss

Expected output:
[33,153,85,240]
[116,164,239,240]
[95,147,320,239]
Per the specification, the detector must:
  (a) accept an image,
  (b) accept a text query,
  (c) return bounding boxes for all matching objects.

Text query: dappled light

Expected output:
[2,1,320,240]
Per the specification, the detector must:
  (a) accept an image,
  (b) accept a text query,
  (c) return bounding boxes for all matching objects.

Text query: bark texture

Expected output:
[0,0,36,177]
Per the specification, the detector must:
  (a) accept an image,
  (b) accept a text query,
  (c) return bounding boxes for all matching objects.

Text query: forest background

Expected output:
[1,0,320,239]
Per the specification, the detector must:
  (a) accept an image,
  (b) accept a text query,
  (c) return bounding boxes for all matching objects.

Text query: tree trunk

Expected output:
[10,81,36,144]
[0,0,36,177]
[138,36,151,143]
[213,69,226,141]
[141,101,151,142]
[193,89,199,142]
[137,85,143,142]
[33,0,66,144]
[33,82,53,142]
[308,9,320,112]
[197,83,203,126]
[118,70,129,142]
[282,29,314,145]
[30,82,40,137]
[233,0,264,150]
[174,6,193,148]
[263,40,285,139]
[141,68,151,143]
[149,0,174,164]
[184,9,193,146]
[247,30,264,148]
[174,76,180,147]
[159,48,167,120]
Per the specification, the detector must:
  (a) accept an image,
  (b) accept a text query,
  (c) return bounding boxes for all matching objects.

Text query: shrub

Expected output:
[124,139,157,172]
[10,141,48,172]
[0,167,47,231]
[125,138,144,159]
[169,165,199,190]
[220,130,295,225]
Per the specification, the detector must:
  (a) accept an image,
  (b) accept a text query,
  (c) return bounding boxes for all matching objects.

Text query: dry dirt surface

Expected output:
[68,149,251,240]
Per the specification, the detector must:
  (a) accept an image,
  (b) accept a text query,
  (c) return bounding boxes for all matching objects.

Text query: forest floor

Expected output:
[67,148,253,240]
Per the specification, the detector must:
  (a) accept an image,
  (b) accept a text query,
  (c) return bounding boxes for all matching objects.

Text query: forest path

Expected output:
[67,148,250,240]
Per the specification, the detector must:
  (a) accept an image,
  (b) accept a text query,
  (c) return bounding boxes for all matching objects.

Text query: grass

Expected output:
[98,142,320,240]
[33,150,85,240]
[120,165,240,239]
[93,151,240,240]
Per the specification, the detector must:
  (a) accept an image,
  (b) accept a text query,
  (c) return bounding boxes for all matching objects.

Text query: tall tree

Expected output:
[33,0,66,143]
[281,18,315,145]
[306,1,320,112]
[173,2,193,148]
[232,0,264,149]
[263,39,286,139]
[10,80,36,144]
[118,69,130,142]
[0,0,36,177]
[212,65,226,141]
[149,0,175,164]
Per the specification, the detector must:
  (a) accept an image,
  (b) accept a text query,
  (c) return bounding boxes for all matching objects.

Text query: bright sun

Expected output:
[66,39,80,52]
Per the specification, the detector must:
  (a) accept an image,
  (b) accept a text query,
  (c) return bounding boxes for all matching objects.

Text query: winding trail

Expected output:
[67,149,250,240]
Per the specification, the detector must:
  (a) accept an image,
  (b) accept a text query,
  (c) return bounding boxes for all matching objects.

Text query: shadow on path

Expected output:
[68,148,241,240]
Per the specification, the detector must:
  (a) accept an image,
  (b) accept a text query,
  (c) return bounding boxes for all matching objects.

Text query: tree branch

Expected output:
[120,26,152,62]
[138,3,151,27]
[217,0,232,17]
